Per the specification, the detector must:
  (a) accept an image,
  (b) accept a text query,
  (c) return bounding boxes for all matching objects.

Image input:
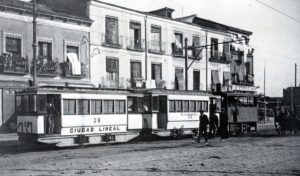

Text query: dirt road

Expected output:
[0,127,299,176]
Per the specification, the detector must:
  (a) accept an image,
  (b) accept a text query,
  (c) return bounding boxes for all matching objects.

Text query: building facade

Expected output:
[0,0,92,130]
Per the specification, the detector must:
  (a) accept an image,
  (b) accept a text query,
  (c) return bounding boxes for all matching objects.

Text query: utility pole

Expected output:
[144,15,148,81]
[295,63,297,87]
[264,65,267,122]
[205,32,208,91]
[185,38,188,90]
[32,0,37,86]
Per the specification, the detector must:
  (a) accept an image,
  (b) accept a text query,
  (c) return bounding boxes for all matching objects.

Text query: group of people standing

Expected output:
[196,109,228,145]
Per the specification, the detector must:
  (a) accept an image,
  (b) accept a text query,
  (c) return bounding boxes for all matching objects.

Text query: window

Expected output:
[192,36,200,47]
[175,68,184,90]
[127,97,143,113]
[6,37,21,57]
[16,96,22,113]
[190,101,196,112]
[78,99,89,115]
[202,101,208,112]
[130,61,142,80]
[37,95,47,113]
[175,100,182,112]
[38,41,52,59]
[196,101,202,112]
[67,45,79,56]
[151,64,162,80]
[248,96,254,107]
[129,22,141,49]
[152,96,159,111]
[63,99,76,115]
[105,17,119,45]
[91,100,102,114]
[115,100,125,114]
[183,100,189,112]
[106,58,119,81]
[211,38,218,58]
[150,26,161,52]
[173,33,183,55]
[169,100,176,112]
[103,100,114,114]
[193,70,200,91]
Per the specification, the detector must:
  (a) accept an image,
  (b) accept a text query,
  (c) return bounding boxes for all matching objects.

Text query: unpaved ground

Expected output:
[0,124,299,176]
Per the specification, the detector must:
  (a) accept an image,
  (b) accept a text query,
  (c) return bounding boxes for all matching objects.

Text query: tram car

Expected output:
[222,93,258,135]
[127,89,221,138]
[16,86,141,147]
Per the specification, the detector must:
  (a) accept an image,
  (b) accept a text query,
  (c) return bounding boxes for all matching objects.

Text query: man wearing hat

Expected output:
[197,110,209,145]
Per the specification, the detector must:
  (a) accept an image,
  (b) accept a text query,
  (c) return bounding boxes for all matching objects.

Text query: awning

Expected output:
[211,70,220,84]
[223,72,231,82]
[175,68,184,90]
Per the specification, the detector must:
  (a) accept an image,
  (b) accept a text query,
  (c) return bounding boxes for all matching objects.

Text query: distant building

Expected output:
[283,87,300,114]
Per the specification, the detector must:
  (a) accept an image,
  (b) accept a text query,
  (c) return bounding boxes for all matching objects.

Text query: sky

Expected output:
[98,0,300,97]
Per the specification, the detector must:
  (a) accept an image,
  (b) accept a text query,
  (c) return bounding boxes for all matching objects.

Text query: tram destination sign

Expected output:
[61,125,127,135]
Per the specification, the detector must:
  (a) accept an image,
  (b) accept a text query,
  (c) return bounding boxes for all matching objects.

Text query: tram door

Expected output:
[157,96,167,129]
[46,95,61,134]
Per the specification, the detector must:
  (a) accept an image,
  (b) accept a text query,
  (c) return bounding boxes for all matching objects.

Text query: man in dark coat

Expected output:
[197,110,209,144]
[220,108,228,139]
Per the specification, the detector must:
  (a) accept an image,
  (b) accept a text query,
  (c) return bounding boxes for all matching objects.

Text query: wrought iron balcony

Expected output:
[60,61,87,78]
[35,56,59,77]
[232,73,254,86]
[100,77,127,89]
[171,42,184,57]
[148,41,165,54]
[127,38,145,52]
[209,51,231,64]
[0,53,29,75]
[102,33,123,49]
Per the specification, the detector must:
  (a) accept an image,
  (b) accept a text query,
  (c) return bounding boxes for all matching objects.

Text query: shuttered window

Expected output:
[196,101,202,112]
[38,42,52,59]
[130,62,141,79]
[106,58,119,81]
[175,100,182,112]
[115,100,125,114]
[169,100,175,112]
[183,100,189,112]
[105,17,119,45]
[103,100,114,114]
[202,101,208,112]
[190,101,197,112]
[78,99,89,115]
[150,26,161,51]
[151,64,162,80]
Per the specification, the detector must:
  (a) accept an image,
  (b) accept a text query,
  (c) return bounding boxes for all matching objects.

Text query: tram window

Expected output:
[115,100,125,114]
[176,100,182,112]
[63,99,76,115]
[91,100,102,114]
[78,99,90,115]
[22,95,29,113]
[15,96,22,113]
[190,101,196,112]
[37,95,47,113]
[28,95,37,113]
[248,96,254,107]
[127,97,134,112]
[239,97,248,107]
[254,97,258,107]
[152,96,159,111]
[159,97,167,113]
[143,96,151,112]
[196,101,202,112]
[103,100,114,114]
[183,100,189,112]
[228,96,236,107]
[202,101,208,112]
[216,98,221,112]
[169,100,176,112]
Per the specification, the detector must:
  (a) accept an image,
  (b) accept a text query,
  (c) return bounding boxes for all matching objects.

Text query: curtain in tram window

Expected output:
[106,17,118,45]
[175,100,182,112]
[104,100,114,114]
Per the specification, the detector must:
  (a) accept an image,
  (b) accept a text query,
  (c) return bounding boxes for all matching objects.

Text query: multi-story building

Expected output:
[0,0,92,130]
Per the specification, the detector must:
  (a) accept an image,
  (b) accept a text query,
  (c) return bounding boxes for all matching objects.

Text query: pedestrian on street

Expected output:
[220,108,228,139]
[209,111,218,139]
[197,110,209,145]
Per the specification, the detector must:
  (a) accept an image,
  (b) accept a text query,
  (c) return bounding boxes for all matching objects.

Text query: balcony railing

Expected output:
[100,77,128,89]
[211,83,233,93]
[0,53,29,75]
[148,41,165,54]
[102,33,123,49]
[60,61,87,78]
[127,38,145,51]
[232,73,254,86]
[35,56,59,77]
[209,51,231,64]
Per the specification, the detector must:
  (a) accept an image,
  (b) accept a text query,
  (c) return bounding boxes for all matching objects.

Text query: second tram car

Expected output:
[222,93,258,135]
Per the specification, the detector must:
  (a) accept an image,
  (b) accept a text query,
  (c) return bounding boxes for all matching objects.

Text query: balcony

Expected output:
[127,38,145,52]
[100,77,128,89]
[35,56,59,77]
[232,73,254,86]
[60,61,87,78]
[102,33,123,49]
[211,83,232,93]
[130,78,145,89]
[209,51,231,64]
[0,53,29,75]
[148,41,165,54]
